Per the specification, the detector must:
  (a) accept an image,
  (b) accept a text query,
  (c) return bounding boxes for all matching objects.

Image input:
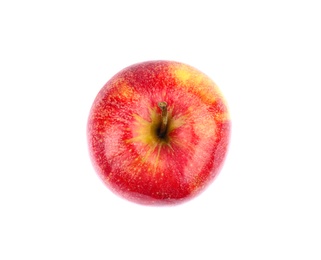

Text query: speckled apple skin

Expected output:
[87,60,230,205]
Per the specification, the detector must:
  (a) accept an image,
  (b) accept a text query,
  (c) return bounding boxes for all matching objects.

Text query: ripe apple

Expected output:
[87,60,230,205]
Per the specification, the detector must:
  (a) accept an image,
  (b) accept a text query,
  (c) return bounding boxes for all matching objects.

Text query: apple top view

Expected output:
[87,60,230,205]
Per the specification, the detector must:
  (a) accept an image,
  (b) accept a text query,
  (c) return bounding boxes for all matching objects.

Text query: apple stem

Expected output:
[158,101,168,138]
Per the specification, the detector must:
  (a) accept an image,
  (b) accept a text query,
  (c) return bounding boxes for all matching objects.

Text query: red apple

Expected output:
[87,60,230,205]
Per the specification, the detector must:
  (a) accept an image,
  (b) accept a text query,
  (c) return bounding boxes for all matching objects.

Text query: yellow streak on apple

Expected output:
[110,82,141,102]
[214,112,230,122]
[171,64,223,106]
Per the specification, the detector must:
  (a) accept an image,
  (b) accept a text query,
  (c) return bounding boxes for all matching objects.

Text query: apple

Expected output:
[87,60,230,205]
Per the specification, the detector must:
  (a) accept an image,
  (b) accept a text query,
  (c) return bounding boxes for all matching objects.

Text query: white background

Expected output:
[1,1,320,259]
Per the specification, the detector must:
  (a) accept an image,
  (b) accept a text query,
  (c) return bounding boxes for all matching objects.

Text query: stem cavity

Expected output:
[157,101,168,138]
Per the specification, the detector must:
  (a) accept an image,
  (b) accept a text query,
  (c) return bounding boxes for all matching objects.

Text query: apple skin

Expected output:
[87,60,230,205]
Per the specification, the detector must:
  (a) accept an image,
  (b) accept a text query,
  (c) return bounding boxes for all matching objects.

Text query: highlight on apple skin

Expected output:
[87,60,231,205]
